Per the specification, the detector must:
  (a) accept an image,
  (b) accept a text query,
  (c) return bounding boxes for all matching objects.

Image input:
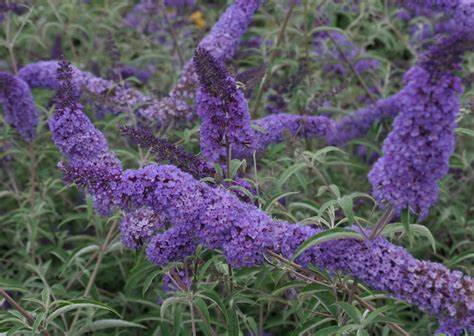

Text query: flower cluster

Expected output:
[120,207,165,250]
[0,72,39,142]
[49,60,121,214]
[250,113,335,155]
[397,0,473,45]
[368,31,471,218]
[194,47,254,162]
[60,159,474,334]
[369,67,462,218]
[19,0,263,126]
[18,60,182,125]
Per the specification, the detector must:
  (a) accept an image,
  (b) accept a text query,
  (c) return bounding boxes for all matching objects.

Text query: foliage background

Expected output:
[0,0,472,335]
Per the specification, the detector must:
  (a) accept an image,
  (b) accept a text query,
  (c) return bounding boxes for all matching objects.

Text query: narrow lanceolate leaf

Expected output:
[227,307,240,336]
[292,229,364,261]
[277,163,307,188]
[381,224,436,253]
[79,319,146,333]
[47,302,120,322]
[455,127,474,137]
[78,319,146,333]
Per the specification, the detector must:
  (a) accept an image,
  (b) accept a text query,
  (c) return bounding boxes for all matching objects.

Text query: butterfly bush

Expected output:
[18,0,262,125]
[398,0,473,44]
[0,72,39,142]
[193,48,335,159]
[17,57,402,150]
[41,57,473,335]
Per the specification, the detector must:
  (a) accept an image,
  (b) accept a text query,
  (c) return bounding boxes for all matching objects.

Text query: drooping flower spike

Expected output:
[0,72,39,142]
[48,60,121,214]
[193,47,255,162]
[368,30,473,218]
[60,159,474,336]
[18,60,184,125]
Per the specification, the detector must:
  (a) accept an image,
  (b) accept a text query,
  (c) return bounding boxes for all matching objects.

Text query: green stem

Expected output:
[252,0,297,116]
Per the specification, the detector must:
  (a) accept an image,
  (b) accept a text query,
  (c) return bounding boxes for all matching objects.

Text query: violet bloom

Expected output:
[369,66,462,218]
[49,60,121,214]
[249,113,335,155]
[398,0,473,42]
[0,72,39,142]
[368,31,473,218]
[49,61,109,160]
[120,207,165,250]
[193,47,254,162]
[18,60,185,125]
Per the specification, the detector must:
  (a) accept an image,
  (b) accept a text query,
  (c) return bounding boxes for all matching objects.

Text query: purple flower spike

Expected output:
[0,72,39,142]
[19,60,186,125]
[194,47,254,162]
[369,31,472,218]
[251,113,336,154]
[369,66,463,218]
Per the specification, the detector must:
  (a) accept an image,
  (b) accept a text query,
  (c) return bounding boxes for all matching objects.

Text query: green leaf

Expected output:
[227,307,239,336]
[78,319,145,333]
[445,251,474,267]
[292,229,364,261]
[338,195,356,224]
[193,298,213,336]
[265,191,299,211]
[160,297,187,318]
[381,223,436,253]
[337,302,361,323]
[455,127,474,137]
[47,302,119,322]
[277,163,307,188]
[290,318,333,336]
[196,290,228,320]
[142,270,161,296]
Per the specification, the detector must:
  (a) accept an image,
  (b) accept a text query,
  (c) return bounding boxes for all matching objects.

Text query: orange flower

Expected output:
[189,11,206,29]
